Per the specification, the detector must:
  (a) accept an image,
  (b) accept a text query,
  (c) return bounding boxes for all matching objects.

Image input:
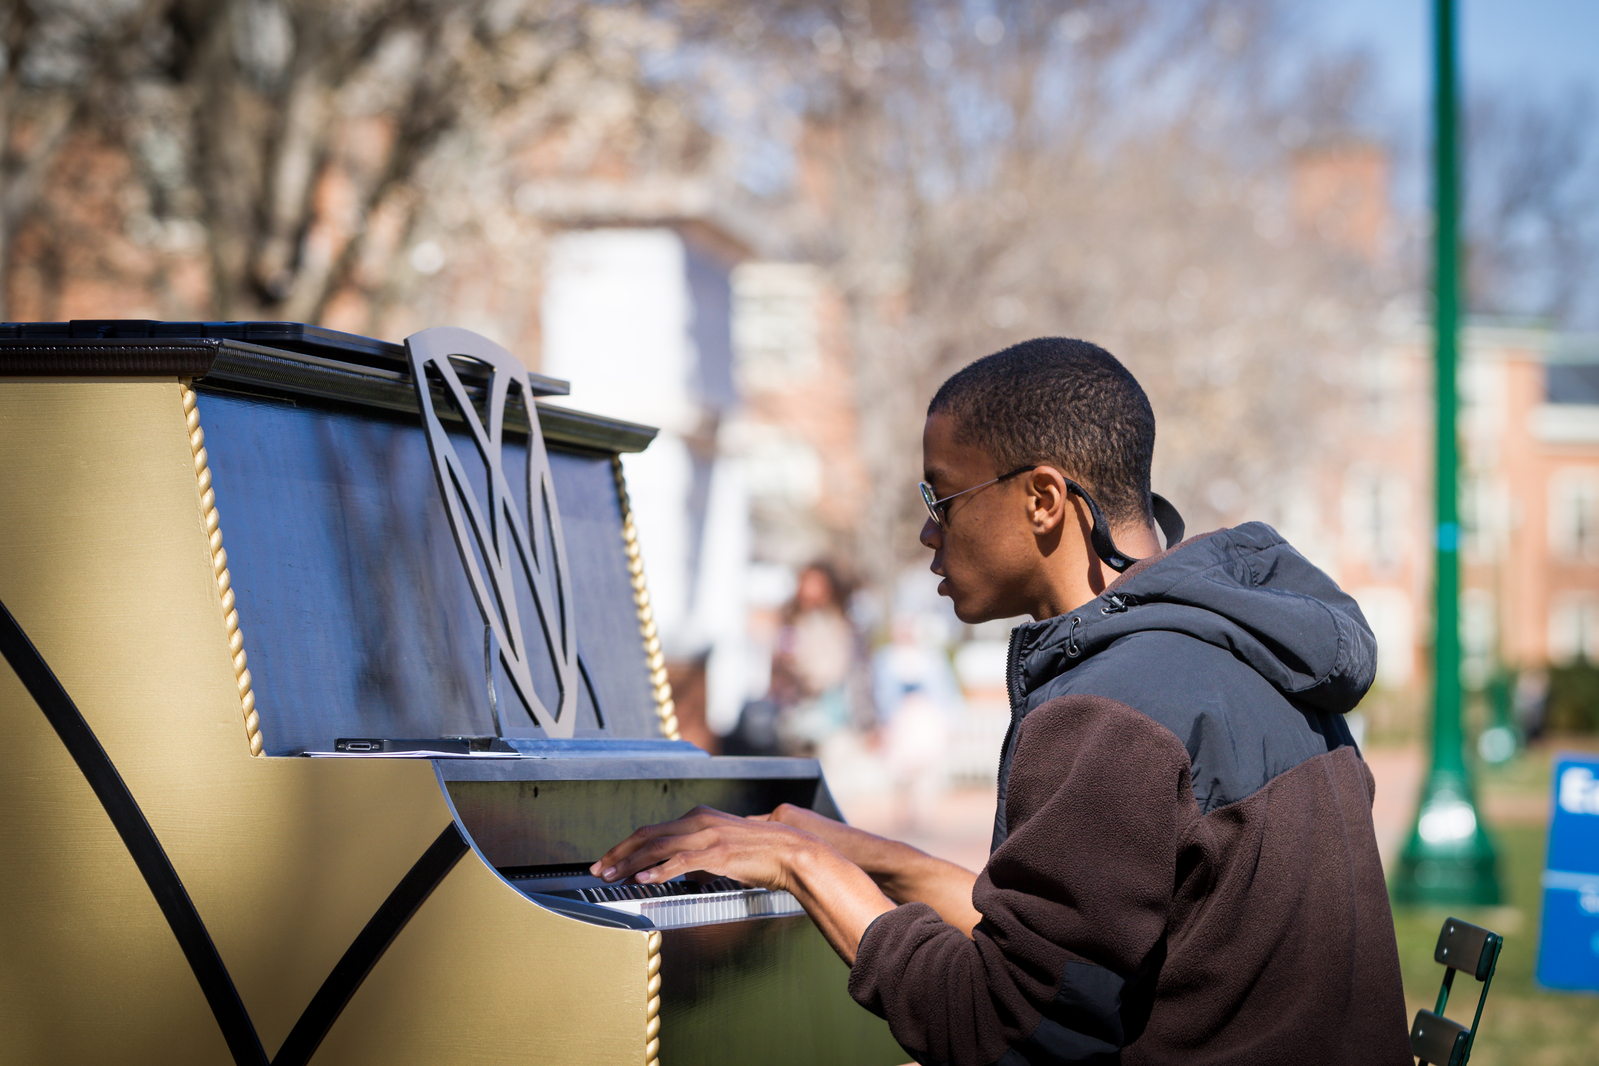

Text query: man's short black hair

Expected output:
[928,337,1155,527]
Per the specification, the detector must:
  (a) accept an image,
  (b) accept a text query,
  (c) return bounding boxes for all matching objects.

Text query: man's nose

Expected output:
[919,516,941,550]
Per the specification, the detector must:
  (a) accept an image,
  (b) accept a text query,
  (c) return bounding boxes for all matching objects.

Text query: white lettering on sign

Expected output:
[1558,766,1599,815]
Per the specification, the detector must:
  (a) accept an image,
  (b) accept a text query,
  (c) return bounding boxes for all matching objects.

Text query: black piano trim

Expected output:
[0,329,658,455]
[0,596,469,1066]
[0,337,222,377]
[270,823,467,1064]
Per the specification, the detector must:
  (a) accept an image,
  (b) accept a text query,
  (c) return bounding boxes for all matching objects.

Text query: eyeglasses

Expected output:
[920,467,1186,573]
[919,465,1037,529]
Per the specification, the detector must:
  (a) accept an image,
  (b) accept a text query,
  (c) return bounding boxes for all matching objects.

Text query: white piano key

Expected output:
[585,887,805,929]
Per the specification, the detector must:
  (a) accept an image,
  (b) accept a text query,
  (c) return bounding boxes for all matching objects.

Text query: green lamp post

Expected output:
[1394,0,1501,906]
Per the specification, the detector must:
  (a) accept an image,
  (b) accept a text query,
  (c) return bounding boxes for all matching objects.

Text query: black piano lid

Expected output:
[0,320,657,455]
[0,319,568,394]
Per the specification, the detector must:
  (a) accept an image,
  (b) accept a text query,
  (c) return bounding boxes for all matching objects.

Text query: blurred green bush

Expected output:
[1543,662,1599,733]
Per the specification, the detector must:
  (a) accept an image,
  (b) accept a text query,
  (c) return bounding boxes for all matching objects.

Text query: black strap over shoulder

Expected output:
[1065,480,1186,573]
[1152,494,1186,549]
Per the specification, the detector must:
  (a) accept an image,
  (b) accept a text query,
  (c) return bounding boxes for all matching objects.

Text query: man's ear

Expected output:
[1025,466,1070,534]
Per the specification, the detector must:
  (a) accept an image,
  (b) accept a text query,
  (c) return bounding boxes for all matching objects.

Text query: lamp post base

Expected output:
[1393,768,1501,906]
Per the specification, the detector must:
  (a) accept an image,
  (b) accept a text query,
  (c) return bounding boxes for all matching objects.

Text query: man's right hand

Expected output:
[763,803,983,935]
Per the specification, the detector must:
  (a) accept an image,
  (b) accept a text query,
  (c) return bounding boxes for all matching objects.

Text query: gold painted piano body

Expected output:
[0,322,904,1065]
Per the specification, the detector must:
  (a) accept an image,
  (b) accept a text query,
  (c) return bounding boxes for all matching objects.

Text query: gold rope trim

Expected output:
[611,456,679,740]
[182,384,264,756]
[645,929,663,1064]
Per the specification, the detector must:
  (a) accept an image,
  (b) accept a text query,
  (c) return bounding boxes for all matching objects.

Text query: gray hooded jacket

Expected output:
[850,524,1411,1065]
[994,521,1376,847]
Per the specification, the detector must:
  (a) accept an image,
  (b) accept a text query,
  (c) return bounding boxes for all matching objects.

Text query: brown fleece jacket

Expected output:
[849,694,1410,1066]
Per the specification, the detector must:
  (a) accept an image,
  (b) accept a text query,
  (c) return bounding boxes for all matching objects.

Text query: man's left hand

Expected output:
[589,805,898,965]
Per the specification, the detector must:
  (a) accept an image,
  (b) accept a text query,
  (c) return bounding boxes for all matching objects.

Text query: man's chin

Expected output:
[940,579,1006,624]
[948,593,997,625]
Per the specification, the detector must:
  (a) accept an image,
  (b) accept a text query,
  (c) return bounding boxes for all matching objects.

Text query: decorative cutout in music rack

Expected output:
[406,327,579,738]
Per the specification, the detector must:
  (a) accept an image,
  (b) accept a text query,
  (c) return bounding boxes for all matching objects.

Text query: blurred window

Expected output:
[1351,586,1414,688]
[732,263,821,392]
[1357,348,1405,430]
[1548,592,1599,663]
[1343,464,1409,572]
[1460,588,1496,690]
[1548,468,1599,563]
[1460,475,1503,563]
[1546,365,1599,405]
[736,427,822,509]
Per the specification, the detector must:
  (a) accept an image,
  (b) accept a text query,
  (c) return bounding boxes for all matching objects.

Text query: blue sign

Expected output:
[1536,755,1599,992]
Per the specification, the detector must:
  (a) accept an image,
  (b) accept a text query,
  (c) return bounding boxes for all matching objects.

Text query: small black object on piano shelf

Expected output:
[333,737,517,754]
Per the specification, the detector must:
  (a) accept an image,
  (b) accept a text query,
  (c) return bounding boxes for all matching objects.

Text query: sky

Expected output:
[1306,0,1597,327]
[1310,0,1598,123]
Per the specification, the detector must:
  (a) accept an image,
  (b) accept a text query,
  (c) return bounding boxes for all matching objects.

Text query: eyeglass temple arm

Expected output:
[1066,480,1186,573]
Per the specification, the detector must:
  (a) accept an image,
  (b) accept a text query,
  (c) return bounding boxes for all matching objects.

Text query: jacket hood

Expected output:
[1012,523,1377,714]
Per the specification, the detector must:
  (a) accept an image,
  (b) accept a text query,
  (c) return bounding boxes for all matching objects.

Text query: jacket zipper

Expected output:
[1005,624,1026,716]
[996,625,1027,820]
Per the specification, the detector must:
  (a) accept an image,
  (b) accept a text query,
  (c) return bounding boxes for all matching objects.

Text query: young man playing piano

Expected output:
[594,338,1411,1064]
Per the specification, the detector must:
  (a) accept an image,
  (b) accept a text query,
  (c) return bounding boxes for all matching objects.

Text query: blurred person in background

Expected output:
[726,562,871,756]
[873,612,965,830]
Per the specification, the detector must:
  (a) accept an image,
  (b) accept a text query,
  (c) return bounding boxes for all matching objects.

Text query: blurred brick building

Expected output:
[1305,321,1599,722]
[1287,143,1599,727]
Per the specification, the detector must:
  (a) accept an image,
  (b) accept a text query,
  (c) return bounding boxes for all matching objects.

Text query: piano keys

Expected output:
[0,320,904,1066]
[514,872,808,929]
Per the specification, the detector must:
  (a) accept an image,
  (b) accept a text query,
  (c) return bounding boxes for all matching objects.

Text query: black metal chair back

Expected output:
[1409,916,1502,1066]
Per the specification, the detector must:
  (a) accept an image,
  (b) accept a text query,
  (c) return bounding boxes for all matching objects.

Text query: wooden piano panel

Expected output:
[0,378,655,1064]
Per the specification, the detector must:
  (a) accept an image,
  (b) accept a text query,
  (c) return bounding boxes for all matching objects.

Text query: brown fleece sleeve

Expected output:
[849,695,1198,1066]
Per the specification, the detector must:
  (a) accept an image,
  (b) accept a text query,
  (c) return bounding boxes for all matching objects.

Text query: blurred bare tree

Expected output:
[6,0,1593,604]
[0,0,712,328]
[679,0,1398,594]
[1466,86,1599,329]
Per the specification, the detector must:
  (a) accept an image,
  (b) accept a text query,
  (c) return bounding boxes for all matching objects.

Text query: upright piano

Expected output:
[0,321,905,1065]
